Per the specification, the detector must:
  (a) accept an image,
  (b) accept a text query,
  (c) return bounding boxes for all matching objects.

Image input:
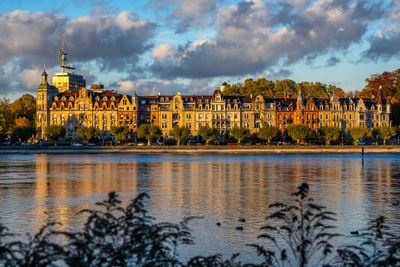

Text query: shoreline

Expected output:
[0,145,399,154]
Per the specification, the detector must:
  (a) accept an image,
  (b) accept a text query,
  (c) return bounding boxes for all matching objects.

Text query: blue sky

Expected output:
[0,0,399,100]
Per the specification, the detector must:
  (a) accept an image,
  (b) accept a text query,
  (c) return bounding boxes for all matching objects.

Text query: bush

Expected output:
[0,185,399,266]
[11,126,36,143]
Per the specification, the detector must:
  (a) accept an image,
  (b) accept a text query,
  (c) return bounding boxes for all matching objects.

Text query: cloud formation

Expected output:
[150,0,387,79]
[0,10,155,94]
[151,0,220,33]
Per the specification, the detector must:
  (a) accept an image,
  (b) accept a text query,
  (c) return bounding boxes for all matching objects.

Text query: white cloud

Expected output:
[152,43,176,60]
[151,0,387,79]
[18,68,42,90]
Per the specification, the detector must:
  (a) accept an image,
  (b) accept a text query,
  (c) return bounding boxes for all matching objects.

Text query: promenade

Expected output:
[0,145,399,154]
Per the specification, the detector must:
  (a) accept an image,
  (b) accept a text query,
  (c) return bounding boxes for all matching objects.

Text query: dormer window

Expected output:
[111,96,115,101]
[103,96,108,101]
[61,96,66,101]
[69,96,74,101]
[95,96,99,101]
[54,96,58,101]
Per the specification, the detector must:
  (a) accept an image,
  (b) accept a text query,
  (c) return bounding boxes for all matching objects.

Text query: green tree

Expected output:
[286,124,314,144]
[347,126,371,145]
[110,126,130,145]
[169,126,191,145]
[77,126,99,144]
[372,125,397,145]
[229,126,250,144]
[0,98,12,136]
[10,94,36,123]
[11,126,36,143]
[198,126,219,144]
[319,126,341,145]
[44,125,66,144]
[258,126,280,144]
[137,124,162,145]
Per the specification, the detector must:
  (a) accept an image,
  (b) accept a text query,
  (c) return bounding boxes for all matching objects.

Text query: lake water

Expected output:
[0,153,399,263]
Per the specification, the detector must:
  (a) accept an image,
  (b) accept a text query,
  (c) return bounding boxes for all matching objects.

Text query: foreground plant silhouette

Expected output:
[0,184,399,266]
[248,183,339,267]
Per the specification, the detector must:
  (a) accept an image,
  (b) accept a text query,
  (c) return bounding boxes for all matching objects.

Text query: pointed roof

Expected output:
[296,88,303,103]
[376,85,386,105]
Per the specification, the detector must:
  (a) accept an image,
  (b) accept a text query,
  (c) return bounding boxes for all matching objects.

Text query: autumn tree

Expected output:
[360,68,400,100]
[44,125,66,144]
[229,126,250,144]
[372,125,397,145]
[11,126,36,143]
[14,117,31,128]
[77,126,99,144]
[110,126,130,145]
[169,126,191,145]
[10,94,36,123]
[286,124,314,144]
[347,126,371,145]
[258,126,280,144]
[319,126,341,145]
[198,126,219,144]
[137,124,162,145]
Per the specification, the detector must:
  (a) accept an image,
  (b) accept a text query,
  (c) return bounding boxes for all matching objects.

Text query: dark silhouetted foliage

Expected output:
[0,185,399,267]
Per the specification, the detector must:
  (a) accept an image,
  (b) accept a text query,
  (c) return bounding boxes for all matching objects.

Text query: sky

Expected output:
[0,0,399,100]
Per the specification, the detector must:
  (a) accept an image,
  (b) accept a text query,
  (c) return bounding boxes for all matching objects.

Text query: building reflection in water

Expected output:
[0,153,399,260]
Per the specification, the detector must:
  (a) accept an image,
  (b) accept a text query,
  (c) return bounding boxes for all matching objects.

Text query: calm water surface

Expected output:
[0,153,399,262]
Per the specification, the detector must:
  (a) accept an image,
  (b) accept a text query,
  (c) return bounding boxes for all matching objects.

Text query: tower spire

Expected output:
[58,35,75,74]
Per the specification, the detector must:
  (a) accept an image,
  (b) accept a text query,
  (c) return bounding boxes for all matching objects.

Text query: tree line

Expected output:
[0,94,36,143]
[221,78,346,98]
[39,123,399,147]
[0,183,398,266]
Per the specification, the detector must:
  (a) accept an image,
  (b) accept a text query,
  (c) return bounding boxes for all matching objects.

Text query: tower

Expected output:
[295,88,304,125]
[36,69,59,139]
[52,36,86,92]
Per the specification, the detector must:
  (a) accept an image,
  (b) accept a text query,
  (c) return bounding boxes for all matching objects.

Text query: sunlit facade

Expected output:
[35,46,391,139]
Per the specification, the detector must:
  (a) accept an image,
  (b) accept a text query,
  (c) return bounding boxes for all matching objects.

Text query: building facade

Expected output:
[35,48,392,140]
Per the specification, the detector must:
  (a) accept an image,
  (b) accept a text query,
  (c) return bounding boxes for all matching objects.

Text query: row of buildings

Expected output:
[36,46,391,140]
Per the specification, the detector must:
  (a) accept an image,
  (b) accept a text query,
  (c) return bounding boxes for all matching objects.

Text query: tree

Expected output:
[319,126,341,145]
[137,124,162,145]
[0,98,12,136]
[169,126,191,145]
[11,126,36,143]
[372,125,397,145]
[13,117,31,128]
[258,126,280,144]
[229,126,250,144]
[286,124,314,144]
[77,127,99,144]
[110,126,130,145]
[198,126,219,144]
[10,94,36,123]
[347,126,371,145]
[44,125,66,144]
